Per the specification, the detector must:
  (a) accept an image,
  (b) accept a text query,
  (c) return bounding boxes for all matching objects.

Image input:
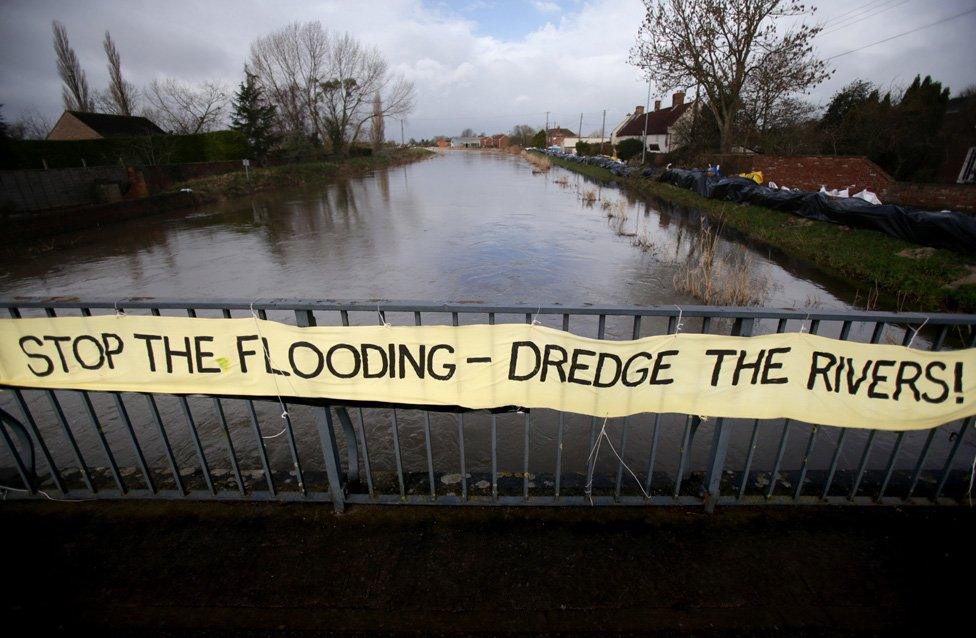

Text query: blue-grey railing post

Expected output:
[703,317,753,512]
[296,309,346,512]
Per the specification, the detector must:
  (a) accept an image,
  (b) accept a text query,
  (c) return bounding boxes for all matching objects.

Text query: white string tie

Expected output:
[906,317,929,349]
[377,306,392,328]
[531,307,542,326]
[673,305,684,335]
[114,300,124,317]
[250,301,292,439]
[584,416,651,504]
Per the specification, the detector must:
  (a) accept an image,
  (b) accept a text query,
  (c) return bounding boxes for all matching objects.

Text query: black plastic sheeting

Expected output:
[660,169,976,254]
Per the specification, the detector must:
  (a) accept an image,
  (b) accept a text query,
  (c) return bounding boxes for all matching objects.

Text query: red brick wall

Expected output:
[882,182,976,214]
[698,153,976,212]
[708,154,893,193]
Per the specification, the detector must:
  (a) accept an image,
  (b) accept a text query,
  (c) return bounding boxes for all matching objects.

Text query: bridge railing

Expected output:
[1,298,974,512]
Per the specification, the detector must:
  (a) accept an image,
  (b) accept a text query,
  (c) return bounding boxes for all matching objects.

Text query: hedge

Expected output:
[1,130,248,169]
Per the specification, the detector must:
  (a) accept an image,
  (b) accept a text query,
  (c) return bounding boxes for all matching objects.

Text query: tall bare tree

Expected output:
[100,31,138,115]
[52,20,93,111]
[369,91,385,151]
[248,21,331,141]
[630,0,830,152]
[144,79,228,134]
[318,32,414,155]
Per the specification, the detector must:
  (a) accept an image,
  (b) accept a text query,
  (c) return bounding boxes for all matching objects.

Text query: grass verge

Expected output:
[171,147,434,201]
[540,152,976,313]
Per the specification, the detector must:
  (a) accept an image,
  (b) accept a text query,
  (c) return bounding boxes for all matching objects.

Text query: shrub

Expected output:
[1,130,248,169]
[615,138,644,162]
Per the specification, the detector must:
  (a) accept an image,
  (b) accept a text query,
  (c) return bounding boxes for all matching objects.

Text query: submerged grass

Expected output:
[170,148,434,201]
[538,151,976,313]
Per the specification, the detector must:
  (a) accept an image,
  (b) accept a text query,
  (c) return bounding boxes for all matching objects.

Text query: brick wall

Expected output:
[707,154,894,193]
[882,182,976,214]
[693,153,976,212]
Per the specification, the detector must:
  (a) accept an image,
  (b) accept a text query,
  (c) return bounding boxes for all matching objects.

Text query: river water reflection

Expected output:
[0,151,969,498]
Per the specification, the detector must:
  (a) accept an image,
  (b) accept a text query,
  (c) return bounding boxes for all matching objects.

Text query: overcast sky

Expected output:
[1,0,974,140]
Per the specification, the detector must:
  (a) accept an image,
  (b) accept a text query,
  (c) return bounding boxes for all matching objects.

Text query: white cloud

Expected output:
[532,1,561,14]
[1,0,974,141]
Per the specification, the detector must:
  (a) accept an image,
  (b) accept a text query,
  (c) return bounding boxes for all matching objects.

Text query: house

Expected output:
[558,136,610,154]
[480,134,510,149]
[436,138,450,149]
[47,110,166,141]
[545,127,576,148]
[450,136,482,149]
[610,92,695,154]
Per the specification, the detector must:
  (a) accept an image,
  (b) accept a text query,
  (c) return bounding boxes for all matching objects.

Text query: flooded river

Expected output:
[0,151,970,498]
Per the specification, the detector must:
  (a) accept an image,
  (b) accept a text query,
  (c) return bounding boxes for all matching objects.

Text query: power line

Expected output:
[820,0,892,27]
[825,5,976,60]
[821,0,912,36]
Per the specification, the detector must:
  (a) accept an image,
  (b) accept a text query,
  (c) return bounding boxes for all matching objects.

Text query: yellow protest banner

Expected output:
[0,315,973,430]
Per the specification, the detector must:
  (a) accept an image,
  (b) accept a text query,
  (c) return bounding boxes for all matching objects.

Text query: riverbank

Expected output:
[2,149,435,249]
[2,501,970,635]
[540,152,976,313]
[172,147,434,201]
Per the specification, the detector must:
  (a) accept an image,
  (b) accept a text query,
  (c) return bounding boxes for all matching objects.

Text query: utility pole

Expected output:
[545,111,549,147]
[640,78,652,165]
[400,119,405,146]
[578,113,583,139]
[600,109,606,155]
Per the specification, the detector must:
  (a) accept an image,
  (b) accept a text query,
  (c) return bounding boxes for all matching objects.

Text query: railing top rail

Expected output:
[1,297,975,325]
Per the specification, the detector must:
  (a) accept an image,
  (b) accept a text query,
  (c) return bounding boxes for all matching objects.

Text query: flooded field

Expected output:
[0,151,970,498]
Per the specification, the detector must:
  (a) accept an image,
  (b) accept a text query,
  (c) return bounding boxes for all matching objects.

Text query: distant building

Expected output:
[610,92,695,154]
[436,137,450,149]
[545,127,576,148]
[480,134,510,149]
[47,111,166,141]
[558,136,610,154]
[450,136,482,149]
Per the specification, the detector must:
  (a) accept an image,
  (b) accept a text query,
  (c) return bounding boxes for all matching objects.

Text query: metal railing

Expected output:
[1,298,974,512]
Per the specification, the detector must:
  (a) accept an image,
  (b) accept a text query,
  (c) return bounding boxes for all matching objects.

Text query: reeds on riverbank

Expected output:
[673,221,768,306]
[522,151,551,173]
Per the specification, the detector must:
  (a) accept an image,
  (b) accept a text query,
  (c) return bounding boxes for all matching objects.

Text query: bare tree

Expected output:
[248,21,331,141]
[630,0,830,152]
[144,79,228,134]
[100,31,138,116]
[52,20,93,111]
[369,91,385,151]
[509,124,536,146]
[8,107,53,140]
[319,32,415,156]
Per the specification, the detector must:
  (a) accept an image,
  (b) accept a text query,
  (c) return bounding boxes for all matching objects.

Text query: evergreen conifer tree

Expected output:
[231,69,277,159]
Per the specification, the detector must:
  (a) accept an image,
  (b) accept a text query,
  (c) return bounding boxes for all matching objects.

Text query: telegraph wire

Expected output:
[825,5,976,60]
[820,0,913,36]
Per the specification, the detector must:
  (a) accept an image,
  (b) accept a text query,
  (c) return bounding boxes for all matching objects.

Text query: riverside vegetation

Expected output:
[537,151,976,314]
[169,148,434,201]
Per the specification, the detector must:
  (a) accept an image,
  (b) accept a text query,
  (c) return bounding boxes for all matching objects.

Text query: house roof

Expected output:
[65,111,166,137]
[547,127,576,137]
[616,102,692,137]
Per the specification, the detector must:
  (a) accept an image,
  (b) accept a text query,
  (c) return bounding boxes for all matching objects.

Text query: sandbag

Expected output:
[658,169,976,254]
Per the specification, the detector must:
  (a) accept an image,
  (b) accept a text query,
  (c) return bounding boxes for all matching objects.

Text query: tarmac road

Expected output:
[2,501,972,636]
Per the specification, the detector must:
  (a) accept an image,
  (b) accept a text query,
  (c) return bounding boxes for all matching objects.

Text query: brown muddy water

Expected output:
[0,151,970,498]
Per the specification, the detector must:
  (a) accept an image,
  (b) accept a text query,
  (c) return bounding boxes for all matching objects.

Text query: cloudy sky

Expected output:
[1,0,974,140]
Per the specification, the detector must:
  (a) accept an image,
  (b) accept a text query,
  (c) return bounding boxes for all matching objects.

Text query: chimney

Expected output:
[634,105,644,115]
[654,99,661,111]
[672,91,685,108]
